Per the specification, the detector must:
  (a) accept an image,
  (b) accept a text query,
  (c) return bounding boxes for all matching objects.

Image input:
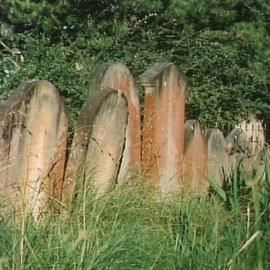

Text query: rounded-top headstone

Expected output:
[63,86,128,204]
[184,120,208,195]
[0,80,69,220]
[206,129,230,186]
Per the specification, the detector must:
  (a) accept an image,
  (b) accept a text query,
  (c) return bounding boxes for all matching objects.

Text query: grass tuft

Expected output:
[0,177,269,269]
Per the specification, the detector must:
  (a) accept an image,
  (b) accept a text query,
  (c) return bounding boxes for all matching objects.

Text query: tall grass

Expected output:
[0,165,270,269]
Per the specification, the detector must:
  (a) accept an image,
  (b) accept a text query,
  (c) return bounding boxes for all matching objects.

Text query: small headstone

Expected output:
[229,119,266,185]
[206,129,230,187]
[226,128,249,154]
[139,63,186,196]
[63,87,128,203]
[225,128,250,174]
[88,63,141,183]
[183,120,208,195]
[0,80,69,220]
[239,153,265,188]
[236,116,265,154]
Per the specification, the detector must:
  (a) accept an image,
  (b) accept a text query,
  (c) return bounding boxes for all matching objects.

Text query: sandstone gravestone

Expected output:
[139,63,186,196]
[88,63,141,183]
[239,152,265,188]
[63,87,128,204]
[226,128,250,155]
[226,127,250,175]
[236,116,265,154]
[0,80,69,220]
[184,120,208,195]
[206,129,230,187]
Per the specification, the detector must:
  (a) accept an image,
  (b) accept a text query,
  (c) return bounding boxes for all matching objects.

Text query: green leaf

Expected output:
[205,176,227,201]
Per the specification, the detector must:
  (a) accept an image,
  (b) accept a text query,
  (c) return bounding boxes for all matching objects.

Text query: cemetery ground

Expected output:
[1,2,270,269]
[0,168,270,270]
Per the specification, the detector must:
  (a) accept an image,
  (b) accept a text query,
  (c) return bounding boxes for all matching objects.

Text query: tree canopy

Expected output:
[1,0,269,130]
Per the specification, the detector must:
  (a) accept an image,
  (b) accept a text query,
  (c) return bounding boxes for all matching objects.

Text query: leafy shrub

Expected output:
[0,0,269,131]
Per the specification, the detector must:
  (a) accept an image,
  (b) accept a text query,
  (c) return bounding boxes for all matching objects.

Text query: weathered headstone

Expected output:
[139,63,186,196]
[226,128,249,155]
[236,116,265,154]
[0,80,69,220]
[225,127,250,175]
[228,123,266,185]
[206,129,230,187]
[63,87,128,203]
[239,152,265,188]
[183,120,208,195]
[88,63,141,183]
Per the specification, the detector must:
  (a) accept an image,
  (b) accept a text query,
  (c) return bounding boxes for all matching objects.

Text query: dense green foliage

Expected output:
[0,0,269,130]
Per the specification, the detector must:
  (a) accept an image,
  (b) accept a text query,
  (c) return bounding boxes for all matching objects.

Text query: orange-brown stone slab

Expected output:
[183,120,208,195]
[88,63,141,183]
[139,63,186,196]
[63,87,128,204]
[0,80,69,220]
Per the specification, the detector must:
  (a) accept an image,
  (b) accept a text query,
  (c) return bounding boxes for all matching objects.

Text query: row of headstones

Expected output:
[0,63,267,221]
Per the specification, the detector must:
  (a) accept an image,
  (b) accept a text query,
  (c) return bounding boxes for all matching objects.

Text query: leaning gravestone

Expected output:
[184,120,208,195]
[139,63,186,196]
[0,80,69,221]
[63,87,128,204]
[206,129,230,187]
[88,63,141,183]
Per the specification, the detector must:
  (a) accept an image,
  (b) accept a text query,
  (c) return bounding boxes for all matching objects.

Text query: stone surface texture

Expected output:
[63,87,128,203]
[139,63,186,196]
[184,120,208,195]
[236,116,265,154]
[0,80,69,220]
[206,129,230,187]
[89,63,141,183]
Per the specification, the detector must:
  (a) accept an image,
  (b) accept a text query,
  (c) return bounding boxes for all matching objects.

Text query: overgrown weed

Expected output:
[0,173,269,269]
